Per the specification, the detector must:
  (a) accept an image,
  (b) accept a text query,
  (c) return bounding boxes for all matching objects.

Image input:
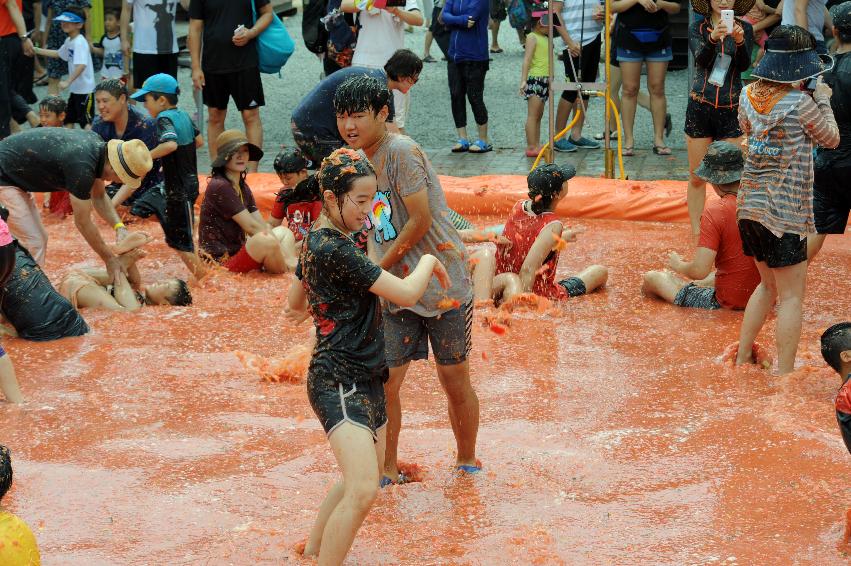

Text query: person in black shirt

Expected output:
[810,1,851,259]
[188,0,273,171]
[0,128,152,279]
[287,148,448,566]
[612,0,682,156]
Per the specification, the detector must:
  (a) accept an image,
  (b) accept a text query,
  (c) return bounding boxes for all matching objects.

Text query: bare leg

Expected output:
[470,248,496,302]
[177,250,208,280]
[555,96,575,136]
[619,61,642,148]
[575,264,608,293]
[476,122,489,145]
[383,363,410,481]
[245,227,298,274]
[490,19,501,51]
[435,360,479,467]
[0,354,23,403]
[310,423,381,565]
[646,61,669,149]
[492,272,522,302]
[642,270,687,303]
[807,233,827,261]
[47,77,60,96]
[570,101,589,141]
[241,108,263,173]
[736,260,777,365]
[772,260,808,374]
[686,135,713,238]
[423,30,433,58]
[206,107,227,163]
[525,96,544,151]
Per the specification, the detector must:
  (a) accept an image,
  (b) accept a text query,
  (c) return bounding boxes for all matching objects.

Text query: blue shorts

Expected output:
[673,283,721,310]
[383,301,473,368]
[617,45,673,63]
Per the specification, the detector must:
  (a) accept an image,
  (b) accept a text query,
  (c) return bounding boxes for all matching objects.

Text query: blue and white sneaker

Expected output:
[554,138,577,153]
[571,136,601,149]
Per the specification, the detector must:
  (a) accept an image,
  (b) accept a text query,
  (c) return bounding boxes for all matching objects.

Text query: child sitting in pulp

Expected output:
[821,322,851,455]
[269,147,322,241]
[198,130,299,274]
[642,141,759,310]
[287,148,448,566]
[483,163,608,303]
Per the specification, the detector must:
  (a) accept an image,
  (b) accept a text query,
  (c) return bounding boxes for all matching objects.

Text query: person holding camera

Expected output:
[734,25,838,374]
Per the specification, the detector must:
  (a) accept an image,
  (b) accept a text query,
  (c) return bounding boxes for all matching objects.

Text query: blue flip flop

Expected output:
[379,471,412,488]
[456,464,482,474]
[451,138,470,153]
[468,139,493,154]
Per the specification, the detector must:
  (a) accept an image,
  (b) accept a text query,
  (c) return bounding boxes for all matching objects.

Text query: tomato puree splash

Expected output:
[2,213,851,564]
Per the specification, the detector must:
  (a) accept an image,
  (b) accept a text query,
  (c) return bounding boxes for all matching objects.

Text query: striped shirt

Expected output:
[560,0,603,46]
[737,85,840,237]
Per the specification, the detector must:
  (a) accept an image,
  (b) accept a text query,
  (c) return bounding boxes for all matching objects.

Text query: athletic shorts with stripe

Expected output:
[308,372,388,441]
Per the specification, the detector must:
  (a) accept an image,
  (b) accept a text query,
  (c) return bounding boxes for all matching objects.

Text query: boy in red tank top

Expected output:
[486,163,608,303]
[642,141,759,310]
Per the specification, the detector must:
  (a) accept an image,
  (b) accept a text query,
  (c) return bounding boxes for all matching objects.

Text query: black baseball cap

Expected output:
[527,163,577,198]
[274,147,312,174]
[831,2,851,30]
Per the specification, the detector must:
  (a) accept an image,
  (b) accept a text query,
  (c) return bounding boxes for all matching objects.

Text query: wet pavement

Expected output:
[3,210,851,564]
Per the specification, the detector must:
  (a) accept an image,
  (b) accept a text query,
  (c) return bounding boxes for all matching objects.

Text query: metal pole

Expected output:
[546,1,555,164]
[603,0,613,178]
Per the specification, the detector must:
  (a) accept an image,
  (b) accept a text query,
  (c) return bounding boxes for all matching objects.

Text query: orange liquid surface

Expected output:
[4,212,851,564]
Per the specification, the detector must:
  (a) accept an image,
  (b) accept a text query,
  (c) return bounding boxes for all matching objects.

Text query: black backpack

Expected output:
[302,0,329,54]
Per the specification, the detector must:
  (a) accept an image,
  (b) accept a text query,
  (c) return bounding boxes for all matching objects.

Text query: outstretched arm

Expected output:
[370,253,448,307]
[669,247,716,280]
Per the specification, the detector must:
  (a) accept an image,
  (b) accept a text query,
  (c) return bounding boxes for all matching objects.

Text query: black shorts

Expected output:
[490,0,507,21]
[163,195,197,252]
[673,283,722,309]
[813,165,851,234]
[64,93,94,128]
[202,67,265,111]
[684,97,742,139]
[558,276,587,297]
[307,373,388,441]
[383,300,473,368]
[738,219,807,268]
[609,34,619,68]
[561,34,601,103]
[132,52,178,87]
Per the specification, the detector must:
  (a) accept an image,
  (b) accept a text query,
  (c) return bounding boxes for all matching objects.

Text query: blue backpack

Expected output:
[508,0,530,30]
[251,1,296,75]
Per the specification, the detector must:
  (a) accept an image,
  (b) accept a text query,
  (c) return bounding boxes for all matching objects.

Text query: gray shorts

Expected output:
[673,283,721,310]
[383,301,473,368]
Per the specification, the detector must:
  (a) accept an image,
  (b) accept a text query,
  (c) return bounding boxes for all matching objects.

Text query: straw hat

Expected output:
[751,36,834,83]
[212,130,264,168]
[690,0,755,17]
[106,139,153,190]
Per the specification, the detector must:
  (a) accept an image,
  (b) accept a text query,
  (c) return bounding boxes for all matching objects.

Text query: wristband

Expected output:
[113,222,125,230]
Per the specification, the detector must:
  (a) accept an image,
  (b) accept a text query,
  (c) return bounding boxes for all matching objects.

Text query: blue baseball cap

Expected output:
[54,11,85,24]
[129,73,180,101]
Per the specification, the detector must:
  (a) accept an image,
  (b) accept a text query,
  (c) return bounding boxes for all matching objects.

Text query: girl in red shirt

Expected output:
[487,163,608,303]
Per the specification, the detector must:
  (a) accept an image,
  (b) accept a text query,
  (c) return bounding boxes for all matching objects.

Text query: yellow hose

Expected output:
[529,94,625,180]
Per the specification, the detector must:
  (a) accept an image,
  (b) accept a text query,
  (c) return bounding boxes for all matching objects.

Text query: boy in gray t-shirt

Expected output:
[333,75,480,485]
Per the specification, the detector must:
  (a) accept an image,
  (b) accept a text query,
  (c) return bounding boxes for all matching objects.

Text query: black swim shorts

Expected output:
[684,97,742,140]
[558,276,587,297]
[738,219,806,269]
[307,372,388,441]
[814,165,851,234]
[163,195,197,253]
[673,283,721,309]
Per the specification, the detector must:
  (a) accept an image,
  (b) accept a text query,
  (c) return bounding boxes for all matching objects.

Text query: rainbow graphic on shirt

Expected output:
[370,191,397,244]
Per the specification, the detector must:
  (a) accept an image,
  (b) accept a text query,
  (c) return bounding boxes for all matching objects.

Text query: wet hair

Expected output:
[821,322,851,373]
[318,148,376,200]
[384,49,423,81]
[39,95,67,115]
[768,24,816,51]
[166,279,192,307]
[837,27,851,44]
[95,79,128,101]
[104,8,120,20]
[333,75,392,117]
[148,91,178,106]
[0,445,11,502]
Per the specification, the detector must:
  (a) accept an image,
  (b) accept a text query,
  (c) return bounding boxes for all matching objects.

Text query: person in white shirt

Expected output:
[121,0,190,89]
[92,9,127,81]
[34,8,96,129]
[342,0,423,132]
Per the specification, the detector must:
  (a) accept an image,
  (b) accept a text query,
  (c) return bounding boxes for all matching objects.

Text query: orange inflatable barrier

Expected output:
[199,173,708,225]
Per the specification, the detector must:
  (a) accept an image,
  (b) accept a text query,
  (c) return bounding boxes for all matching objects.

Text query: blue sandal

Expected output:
[379,471,412,488]
[468,139,493,154]
[456,464,482,474]
[451,138,470,153]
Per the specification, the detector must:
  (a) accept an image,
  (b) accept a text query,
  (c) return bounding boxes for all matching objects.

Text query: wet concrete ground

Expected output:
[3,209,851,564]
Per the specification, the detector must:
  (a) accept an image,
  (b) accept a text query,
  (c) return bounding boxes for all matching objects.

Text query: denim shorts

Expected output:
[383,301,473,368]
[617,44,673,63]
[673,283,722,310]
[307,372,388,441]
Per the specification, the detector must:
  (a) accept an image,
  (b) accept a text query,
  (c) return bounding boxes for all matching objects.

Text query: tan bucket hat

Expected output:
[107,139,153,190]
[212,130,264,168]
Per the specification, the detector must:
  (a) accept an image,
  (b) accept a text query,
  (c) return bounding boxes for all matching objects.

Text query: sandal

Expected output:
[622,146,635,157]
[422,54,436,63]
[379,471,412,488]
[652,145,672,156]
[489,47,503,53]
[452,138,470,153]
[468,139,493,154]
